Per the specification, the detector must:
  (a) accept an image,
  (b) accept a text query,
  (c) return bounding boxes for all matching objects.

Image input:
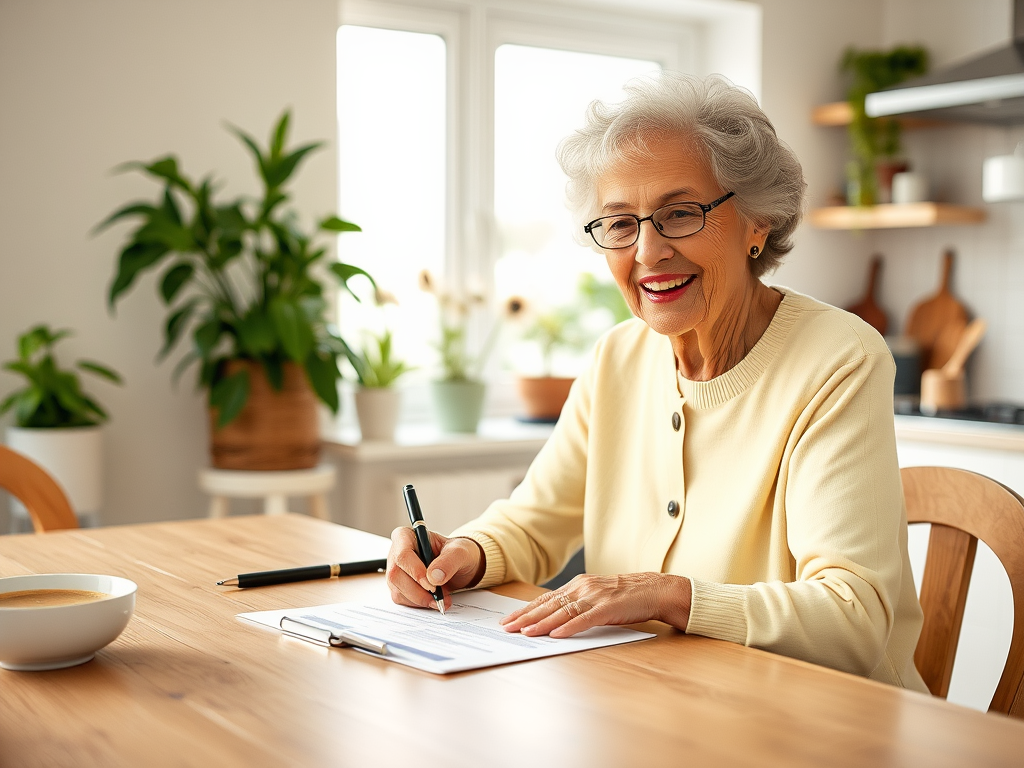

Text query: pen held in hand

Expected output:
[402,483,446,615]
[216,559,387,588]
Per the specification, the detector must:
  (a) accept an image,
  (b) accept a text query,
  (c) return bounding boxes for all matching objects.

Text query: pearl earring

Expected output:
[749,245,760,258]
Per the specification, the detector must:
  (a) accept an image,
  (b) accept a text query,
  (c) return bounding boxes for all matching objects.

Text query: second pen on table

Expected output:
[402,483,446,615]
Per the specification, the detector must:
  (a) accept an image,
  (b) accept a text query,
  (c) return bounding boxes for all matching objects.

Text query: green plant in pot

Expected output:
[1,325,122,529]
[840,45,928,206]
[418,270,521,433]
[513,273,629,422]
[98,110,375,470]
[347,329,413,442]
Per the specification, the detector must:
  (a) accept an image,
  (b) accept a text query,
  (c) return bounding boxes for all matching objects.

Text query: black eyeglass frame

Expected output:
[583,191,736,250]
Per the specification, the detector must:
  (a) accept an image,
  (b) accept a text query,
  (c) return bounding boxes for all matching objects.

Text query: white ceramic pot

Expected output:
[6,426,104,525]
[354,388,401,442]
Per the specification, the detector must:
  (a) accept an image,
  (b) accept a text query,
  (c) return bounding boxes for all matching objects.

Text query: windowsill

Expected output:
[322,417,554,463]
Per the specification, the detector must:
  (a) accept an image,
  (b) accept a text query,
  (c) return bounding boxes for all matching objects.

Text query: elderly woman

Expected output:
[387,73,927,691]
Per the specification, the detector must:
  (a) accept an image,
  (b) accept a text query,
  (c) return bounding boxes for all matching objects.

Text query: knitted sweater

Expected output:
[452,287,927,690]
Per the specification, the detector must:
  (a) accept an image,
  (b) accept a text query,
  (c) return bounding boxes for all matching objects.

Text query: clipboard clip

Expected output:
[280,616,388,656]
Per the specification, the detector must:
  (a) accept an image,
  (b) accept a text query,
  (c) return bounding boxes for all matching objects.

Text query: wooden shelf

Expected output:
[811,101,945,130]
[809,203,987,230]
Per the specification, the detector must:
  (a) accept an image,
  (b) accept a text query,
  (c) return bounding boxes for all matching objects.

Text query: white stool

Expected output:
[198,465,337,520]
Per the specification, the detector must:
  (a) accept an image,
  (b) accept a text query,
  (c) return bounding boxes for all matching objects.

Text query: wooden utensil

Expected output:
[919,318,986,415]
[905,249,968,370]
[846,255,888,335]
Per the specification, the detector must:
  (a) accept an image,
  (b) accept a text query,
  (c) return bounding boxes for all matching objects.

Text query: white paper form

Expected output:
[238,590,656,674]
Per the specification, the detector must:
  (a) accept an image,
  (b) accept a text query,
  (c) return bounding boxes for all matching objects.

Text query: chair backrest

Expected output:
[0,445,78,532]
[901,466,1024,718]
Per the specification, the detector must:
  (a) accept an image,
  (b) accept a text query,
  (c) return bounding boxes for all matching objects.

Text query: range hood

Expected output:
[866,0,1024,125]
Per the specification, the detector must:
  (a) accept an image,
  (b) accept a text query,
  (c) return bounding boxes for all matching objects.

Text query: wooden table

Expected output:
[1,516,1022,767]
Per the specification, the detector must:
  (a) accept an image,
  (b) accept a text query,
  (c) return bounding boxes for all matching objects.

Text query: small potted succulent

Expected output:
[99,110,375,470]
[347,329,413,441]
[1,325,123,527]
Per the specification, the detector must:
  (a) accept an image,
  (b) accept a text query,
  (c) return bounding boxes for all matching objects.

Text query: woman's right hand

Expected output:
[386,528,486,610]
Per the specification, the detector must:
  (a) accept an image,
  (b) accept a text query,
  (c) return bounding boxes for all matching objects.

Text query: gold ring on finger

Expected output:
[557,594,571,609]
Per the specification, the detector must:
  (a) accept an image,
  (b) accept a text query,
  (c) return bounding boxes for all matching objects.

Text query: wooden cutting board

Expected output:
[905,249,969,370]
[846,255,888,335]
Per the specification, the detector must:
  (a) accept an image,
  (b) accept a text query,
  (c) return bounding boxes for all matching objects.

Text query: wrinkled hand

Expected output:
[386,527,485,611]
[500,573,691,638]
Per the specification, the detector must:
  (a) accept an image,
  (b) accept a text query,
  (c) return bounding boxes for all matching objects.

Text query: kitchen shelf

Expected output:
[809,203,987,230]
[811,101,945,130]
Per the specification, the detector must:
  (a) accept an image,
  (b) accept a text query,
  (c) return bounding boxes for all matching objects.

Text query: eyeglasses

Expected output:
[584,191,736,250]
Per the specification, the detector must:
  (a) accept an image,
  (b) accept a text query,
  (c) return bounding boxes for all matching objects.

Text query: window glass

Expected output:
[336,25,446,370]
[493,44,659,374]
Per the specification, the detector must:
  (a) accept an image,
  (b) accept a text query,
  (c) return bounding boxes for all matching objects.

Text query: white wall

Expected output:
[0,0,338,528]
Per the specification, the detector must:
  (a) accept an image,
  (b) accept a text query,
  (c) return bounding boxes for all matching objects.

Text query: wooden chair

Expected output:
[0,445,78,532]
[902,466,1024,718]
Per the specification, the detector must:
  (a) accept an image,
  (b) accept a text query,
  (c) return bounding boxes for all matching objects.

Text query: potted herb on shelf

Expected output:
[98,110,375,470]
[1,325,122,527]
[840,45,928,206]
[347,330,413,441]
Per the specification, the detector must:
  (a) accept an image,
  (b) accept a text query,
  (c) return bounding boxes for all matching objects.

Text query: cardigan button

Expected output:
[667,500,679,518]
[671,412,681,431]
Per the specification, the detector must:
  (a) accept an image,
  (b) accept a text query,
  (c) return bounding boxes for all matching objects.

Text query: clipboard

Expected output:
[279,616,388,655]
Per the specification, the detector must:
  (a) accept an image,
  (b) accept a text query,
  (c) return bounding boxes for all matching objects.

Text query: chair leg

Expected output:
[208,496,229,519]
[264,495,288,516]
[310,494,330,521]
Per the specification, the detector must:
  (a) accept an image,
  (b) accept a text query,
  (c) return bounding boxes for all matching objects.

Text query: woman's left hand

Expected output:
[499,573,692,638]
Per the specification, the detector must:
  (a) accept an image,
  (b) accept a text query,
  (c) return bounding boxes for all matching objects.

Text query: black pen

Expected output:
[402,483,446,615]
[216,559,387,588]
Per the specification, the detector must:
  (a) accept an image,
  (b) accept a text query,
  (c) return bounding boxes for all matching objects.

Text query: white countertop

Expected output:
[894,414,1024,453]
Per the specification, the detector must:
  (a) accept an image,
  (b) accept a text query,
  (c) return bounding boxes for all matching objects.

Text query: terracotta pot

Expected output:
[209,361,320,470]
[516,376,574,421]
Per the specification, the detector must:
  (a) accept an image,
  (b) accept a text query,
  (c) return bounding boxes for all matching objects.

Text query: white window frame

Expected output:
[336,0,760,415]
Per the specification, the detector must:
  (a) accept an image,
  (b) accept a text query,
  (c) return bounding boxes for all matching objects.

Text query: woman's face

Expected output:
[595,134,760,339]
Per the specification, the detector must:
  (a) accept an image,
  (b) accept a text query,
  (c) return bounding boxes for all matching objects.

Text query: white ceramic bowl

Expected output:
[0,573,137,671]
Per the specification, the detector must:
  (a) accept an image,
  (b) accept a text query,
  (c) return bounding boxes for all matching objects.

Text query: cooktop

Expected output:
[894,401,1024,426]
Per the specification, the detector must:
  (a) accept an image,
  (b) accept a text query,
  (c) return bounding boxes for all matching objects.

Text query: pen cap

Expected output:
[403,484,425,524]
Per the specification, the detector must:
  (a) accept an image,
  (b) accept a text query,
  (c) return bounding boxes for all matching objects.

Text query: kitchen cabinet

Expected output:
[809,103,987,230]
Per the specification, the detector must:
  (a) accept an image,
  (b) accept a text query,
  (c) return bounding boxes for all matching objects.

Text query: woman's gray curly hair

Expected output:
[556,72,806,277]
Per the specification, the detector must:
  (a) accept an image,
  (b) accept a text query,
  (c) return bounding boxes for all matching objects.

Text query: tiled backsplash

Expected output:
[865,122,1024,403]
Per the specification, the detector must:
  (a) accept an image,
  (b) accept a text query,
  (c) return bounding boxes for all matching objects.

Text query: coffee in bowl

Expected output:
[0,589,109,608]
[0,573,137,671]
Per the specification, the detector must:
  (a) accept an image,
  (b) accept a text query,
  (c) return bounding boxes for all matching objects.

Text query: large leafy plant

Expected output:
[98,111,374,426]
[1,325,122,428]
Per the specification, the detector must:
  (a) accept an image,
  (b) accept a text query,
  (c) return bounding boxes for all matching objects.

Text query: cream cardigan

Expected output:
[452,288,927,691]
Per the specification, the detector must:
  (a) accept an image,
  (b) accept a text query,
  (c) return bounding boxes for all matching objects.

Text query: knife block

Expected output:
[919,369,965,415]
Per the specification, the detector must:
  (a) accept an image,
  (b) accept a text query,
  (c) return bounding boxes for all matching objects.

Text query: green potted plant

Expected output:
[1,325,122,528]
[347,329,413,441]
[511,274,632,422]
[418,270,522,433]
[98,110,375,470]
[840,45,929,206]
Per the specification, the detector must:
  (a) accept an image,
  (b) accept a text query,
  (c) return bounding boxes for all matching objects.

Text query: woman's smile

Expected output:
[639,273,697,303]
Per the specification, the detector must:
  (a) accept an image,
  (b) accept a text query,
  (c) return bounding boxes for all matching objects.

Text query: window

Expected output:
[336,0,761,417]
[337,25,447,372]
